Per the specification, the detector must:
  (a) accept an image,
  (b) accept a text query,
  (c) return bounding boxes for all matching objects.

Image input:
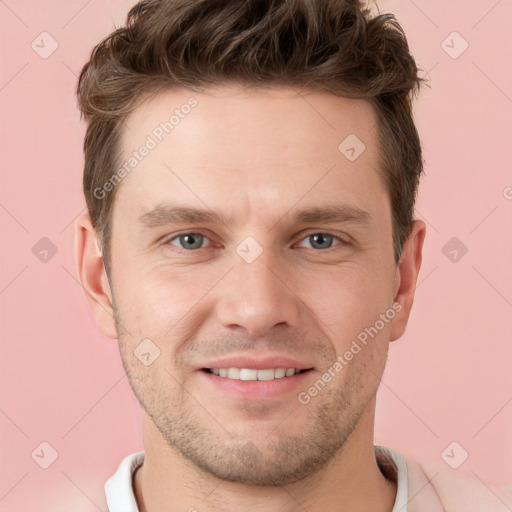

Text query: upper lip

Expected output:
[199,355,314,371]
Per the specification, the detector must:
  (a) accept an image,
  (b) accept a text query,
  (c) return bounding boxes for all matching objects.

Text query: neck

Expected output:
[133,407,397,512]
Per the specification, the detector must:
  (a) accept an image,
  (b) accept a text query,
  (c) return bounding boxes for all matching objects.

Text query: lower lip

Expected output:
[198,370,314,400]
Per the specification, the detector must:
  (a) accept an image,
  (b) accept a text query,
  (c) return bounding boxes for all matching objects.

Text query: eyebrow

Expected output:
[137,202,372,230]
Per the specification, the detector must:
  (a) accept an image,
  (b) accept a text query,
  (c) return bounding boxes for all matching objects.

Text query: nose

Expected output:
[215,249,301,337]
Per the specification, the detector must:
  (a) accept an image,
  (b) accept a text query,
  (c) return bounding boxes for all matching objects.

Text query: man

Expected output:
[74,0,512,510]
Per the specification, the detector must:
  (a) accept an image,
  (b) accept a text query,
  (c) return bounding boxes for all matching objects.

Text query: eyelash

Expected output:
[165,231,350,252]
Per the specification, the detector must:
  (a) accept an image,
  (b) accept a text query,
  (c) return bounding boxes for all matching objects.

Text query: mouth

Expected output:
[197,356,315,399]
[201,367,312,381]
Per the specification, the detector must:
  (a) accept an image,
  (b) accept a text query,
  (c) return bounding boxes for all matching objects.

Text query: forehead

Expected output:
[121,84,379,160]
[114,84,387,226]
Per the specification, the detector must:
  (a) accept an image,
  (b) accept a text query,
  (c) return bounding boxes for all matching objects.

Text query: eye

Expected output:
[168,232,211,250]
[297,232,345,250]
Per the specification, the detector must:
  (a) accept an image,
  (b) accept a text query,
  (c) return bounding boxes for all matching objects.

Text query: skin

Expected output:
[75,84,425,512]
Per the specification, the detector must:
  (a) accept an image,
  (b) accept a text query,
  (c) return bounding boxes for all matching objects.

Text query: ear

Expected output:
[73,213,118,339]
[389,220,426,342]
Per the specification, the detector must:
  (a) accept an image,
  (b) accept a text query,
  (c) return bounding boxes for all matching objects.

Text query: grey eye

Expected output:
[170,233,208,250]
[298,233,340,250]
[309,233,333,249]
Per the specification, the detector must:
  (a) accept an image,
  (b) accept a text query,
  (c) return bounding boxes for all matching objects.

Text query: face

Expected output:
[107,85,400,485]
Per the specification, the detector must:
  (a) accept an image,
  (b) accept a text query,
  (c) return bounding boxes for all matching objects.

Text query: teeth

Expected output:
[256,369,275,381]
[210,367,301,380]
[227,368,240,379]
[240,369,258,380]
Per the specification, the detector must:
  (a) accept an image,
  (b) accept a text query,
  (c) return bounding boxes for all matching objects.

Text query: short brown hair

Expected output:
[77,0,425,274]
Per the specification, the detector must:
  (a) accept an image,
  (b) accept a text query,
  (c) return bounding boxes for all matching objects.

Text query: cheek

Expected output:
[112,254,179,319]
[304,262,395,339]
[112,262,225,350]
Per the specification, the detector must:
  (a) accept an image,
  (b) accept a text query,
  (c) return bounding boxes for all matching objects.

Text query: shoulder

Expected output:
[405,453,512,512]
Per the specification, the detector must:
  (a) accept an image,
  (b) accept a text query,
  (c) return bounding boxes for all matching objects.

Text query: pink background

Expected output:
[1,0,511,510]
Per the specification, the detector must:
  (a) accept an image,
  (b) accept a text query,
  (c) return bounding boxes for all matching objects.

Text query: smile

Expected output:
[203,368,310,381]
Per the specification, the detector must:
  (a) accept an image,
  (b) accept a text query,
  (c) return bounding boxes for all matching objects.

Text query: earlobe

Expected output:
[74,213,118,339]
[389,220,426,342]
